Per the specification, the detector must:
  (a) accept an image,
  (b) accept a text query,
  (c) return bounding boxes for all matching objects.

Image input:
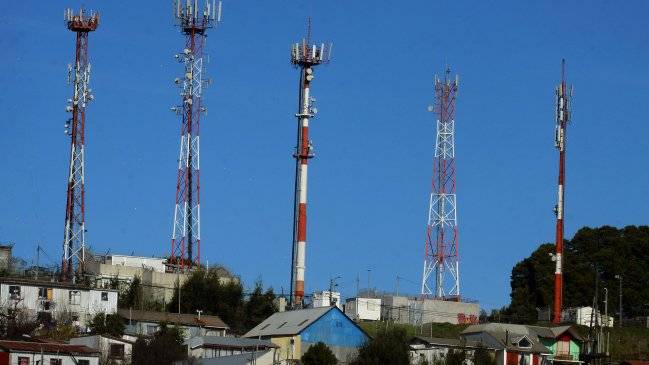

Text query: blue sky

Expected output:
[2,1,649,310]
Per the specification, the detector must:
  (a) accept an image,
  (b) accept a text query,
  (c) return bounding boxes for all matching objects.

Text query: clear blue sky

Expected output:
[2,1,649,310]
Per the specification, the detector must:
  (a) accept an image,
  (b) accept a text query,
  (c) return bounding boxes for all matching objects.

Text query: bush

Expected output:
[302,342,338,365]
[350,327,410,365]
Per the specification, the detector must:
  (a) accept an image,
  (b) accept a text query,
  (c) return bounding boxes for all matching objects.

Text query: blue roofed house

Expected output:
[243,306,369,364]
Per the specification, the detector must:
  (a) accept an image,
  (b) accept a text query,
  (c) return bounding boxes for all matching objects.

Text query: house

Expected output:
[69,334,134,364]
[0,340,100,365]
[380,295,479,325]
[243,306,370,364]
[344,297,381,321]
[461,323,552,365]
[409,336,496,365]
[174,336,279,365]
[0,278,117,330]
[119,309,229,340]
[175,351,275,365]
[529,326,583,364]
[312,291,342,310]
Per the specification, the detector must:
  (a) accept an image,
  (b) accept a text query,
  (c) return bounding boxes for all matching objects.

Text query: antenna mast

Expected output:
[288,22,332,308]
[168,1,221,271]
[61,8,99,281]
[421,68,460,299]
[552,59,571,324]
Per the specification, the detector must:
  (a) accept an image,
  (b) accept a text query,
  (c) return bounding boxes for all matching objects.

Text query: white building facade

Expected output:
[0,278,118,329]
[345,297,381,321]
[312,291,341,309]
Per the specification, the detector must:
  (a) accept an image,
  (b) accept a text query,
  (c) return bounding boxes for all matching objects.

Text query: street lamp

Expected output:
[614,275,622,327]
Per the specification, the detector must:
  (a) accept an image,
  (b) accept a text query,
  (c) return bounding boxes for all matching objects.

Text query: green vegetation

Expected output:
[506,225,649,323]
[88,312,125,337]
[350,327,411,365]
[132,323,187,365]
[302,342,338,365]
[166,270,277,334]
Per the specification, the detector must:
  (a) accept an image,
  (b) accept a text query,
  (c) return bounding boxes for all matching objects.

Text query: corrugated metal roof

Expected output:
[175,350,272,365]
[118,309,229,329]
[187,336,277,350]
[243,306,333,337]
[0,341,99,355]
[461,324,551,354]
[410,336,495,349]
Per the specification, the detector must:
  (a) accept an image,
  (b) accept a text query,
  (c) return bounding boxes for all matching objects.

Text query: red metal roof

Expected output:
[0,341,99,356]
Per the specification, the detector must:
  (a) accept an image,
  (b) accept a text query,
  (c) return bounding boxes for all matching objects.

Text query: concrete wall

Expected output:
[381,295,479,325]
[269,335,301,364]
[0,282,117,328]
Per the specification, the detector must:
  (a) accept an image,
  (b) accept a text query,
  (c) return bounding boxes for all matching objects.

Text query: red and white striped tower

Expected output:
[289,23,331,308]
[552,59,571,324]
[61,8,99,281]
[168,0,221,271]
[421,68,460,299]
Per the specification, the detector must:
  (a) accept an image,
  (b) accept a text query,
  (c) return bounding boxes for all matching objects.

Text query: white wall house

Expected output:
[0,278,118,329]
[345,297,381,321]
[70,335,134,365]
[312,291,341,309]
[0,340,100,365]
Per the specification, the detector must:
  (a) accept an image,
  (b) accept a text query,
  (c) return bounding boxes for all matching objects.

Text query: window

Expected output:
[109,343,125,359]
[50,359,62,365]
[8,285,20,299]
[297,319,309,326]
[146,324,158,335]
[277,321,288,329]
[101,291,109,301]
[38,287,48,299]
[69,290,81,305]
[78,361,90,365]
[260,323,271,330]
[556,340,570,356]
[18,357,29,365]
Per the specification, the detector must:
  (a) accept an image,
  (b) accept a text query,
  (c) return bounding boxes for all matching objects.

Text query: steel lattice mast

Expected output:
[169,0,221,271]
[288,22,331,308]
[553,59,571,324]
[421,68,460,299]
[61,8,99,281]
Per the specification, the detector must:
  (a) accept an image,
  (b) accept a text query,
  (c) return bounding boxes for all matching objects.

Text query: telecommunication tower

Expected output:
[288,21,332,307]
[168,0,221,271]
[421,68,460,299]
[552,59,571,324]
[61,8,99,281]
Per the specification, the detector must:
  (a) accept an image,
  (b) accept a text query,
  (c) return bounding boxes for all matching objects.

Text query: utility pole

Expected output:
[615,274,623,326]
[329,276,340,306]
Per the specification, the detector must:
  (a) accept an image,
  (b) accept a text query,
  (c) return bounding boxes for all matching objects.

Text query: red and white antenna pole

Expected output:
[168,0,221,271]
[553,59,571,324]
[421,68,460,300]
[289,22,331,308]
[61,8,99,281]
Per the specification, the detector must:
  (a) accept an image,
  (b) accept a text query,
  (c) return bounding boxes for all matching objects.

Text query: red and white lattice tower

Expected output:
[61,8,99,281]
[421,68,460,299]
[288,21,332,307]
[552,59,571,324]
[168,0,221,271]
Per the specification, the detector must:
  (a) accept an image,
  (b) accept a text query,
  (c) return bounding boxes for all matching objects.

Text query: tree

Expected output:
[88,313,125,337]
[473,345,496,365]
[507,225,649,322]
[244,281,277,331]
[350,327,410,365]
[302,342,338,365]
[119,276,144,309]
[131,323,186,365]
